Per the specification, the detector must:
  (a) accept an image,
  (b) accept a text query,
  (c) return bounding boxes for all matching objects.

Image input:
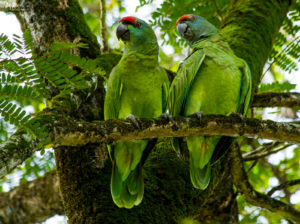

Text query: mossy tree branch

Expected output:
[221,0,291,92]
[1,110,299,179]
[99,0,109,52]
[52,114,300,146]
[0,130,38,179]
[0,171,63,224]
[252,92,300,108]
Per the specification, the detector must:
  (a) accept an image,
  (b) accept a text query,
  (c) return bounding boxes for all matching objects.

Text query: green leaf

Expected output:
[258,81,296,93]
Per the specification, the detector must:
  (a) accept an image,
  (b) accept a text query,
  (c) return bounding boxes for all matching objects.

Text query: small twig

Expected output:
[243,142,280,158]
[99,0,109,52]
[243,144,292,161]
[267,179,300,196]
[246,160,258,173]
[252,92,300,108]
[212,0,223,22]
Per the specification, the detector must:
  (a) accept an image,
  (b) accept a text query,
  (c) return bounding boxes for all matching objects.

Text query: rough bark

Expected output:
[0,130,38,179]
[99,0,108,52]
[252,92,300,108]
[55,142,238,224]
[0,171,63,224]
[221,0,292,93]
[1,110,299,180]
[52,114,300,146]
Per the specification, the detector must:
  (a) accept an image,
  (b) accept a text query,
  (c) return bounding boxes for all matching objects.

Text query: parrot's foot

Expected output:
[230,112,243,120]
[158,113,173,122]
[192,111,204,123]
[125,114,142,130]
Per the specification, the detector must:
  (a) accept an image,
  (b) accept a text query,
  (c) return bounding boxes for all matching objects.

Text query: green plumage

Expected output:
[170,15,251,189]
[104,17,169,208]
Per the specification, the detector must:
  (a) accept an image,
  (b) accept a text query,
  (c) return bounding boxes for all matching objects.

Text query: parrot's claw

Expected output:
[193,111,204,123]
[125,114,142,130]
[158,113,173,122]
[230,112,243,120]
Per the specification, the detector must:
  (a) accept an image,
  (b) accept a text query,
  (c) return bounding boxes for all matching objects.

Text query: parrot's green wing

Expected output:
[211,59,252,163]
[238,61,252,116]
[104,67,123,159]
[169,51,205,153]
[161,67,170,113]
[104,67,123,120]
[169,51,205,116]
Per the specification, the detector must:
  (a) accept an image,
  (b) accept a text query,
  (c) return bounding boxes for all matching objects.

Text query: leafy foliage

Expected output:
[142,0,230,46]
[266,0,300,74]
[0,30,104,148]
[258,81,296,93]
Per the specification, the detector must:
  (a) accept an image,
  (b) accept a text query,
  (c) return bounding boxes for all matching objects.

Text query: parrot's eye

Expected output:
[136,22,142,28]
[191,16,197,21]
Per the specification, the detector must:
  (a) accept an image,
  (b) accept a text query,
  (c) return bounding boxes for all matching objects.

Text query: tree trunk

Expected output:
[15,0,292,223]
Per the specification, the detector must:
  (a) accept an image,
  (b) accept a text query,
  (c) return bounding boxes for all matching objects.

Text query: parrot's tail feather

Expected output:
[171,137,184,155]
[141,138,157,165]
[210,136,234,165]
[111,162,144,209]
[190,160,211,190]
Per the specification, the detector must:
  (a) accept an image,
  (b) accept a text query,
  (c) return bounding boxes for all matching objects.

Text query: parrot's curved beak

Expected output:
[116,22,130,41]
[177,22,193,40]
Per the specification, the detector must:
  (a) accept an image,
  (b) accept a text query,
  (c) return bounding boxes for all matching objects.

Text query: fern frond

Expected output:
[25,117,51,149]
[0,34,17,57]
[0,99,50,149]
[0,73,18,83]
[0,84,44,100]
[0,58,49,97]
[54,51,104,75]
[0,99,30,126]
[34,55,88,93]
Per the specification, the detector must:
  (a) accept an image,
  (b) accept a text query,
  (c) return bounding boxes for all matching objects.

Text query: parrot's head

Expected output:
[176,14,219,45]
[116,16,158,55]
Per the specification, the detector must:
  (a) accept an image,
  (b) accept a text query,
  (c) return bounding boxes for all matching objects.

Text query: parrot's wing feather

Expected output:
[238,61,252,115]
[169,51,205,116]
[211,60,252,164]
[104,66,123,120]
[169,51,205,153]
[104,67,123,159]
[159,67,170,113]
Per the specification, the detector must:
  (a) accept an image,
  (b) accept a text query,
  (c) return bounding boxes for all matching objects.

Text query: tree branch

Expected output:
[0,171,63,224]
[99,0,108,52]
[53,113,300,146]
[0,130,38,179]
[267,179,300,196]
[229,145,300,223]
[252,92,300,108]
[0,0,18,12]
[243,143,292,161]
[1,111,299,179]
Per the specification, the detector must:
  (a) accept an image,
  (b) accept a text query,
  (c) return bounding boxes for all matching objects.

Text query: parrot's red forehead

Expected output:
[176,15,190,25]
[120,16,137,24]
[176,15,197,25]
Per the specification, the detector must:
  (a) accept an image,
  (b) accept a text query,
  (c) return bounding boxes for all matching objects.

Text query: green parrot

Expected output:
[169,14,252,190]
[104,16,169,208]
